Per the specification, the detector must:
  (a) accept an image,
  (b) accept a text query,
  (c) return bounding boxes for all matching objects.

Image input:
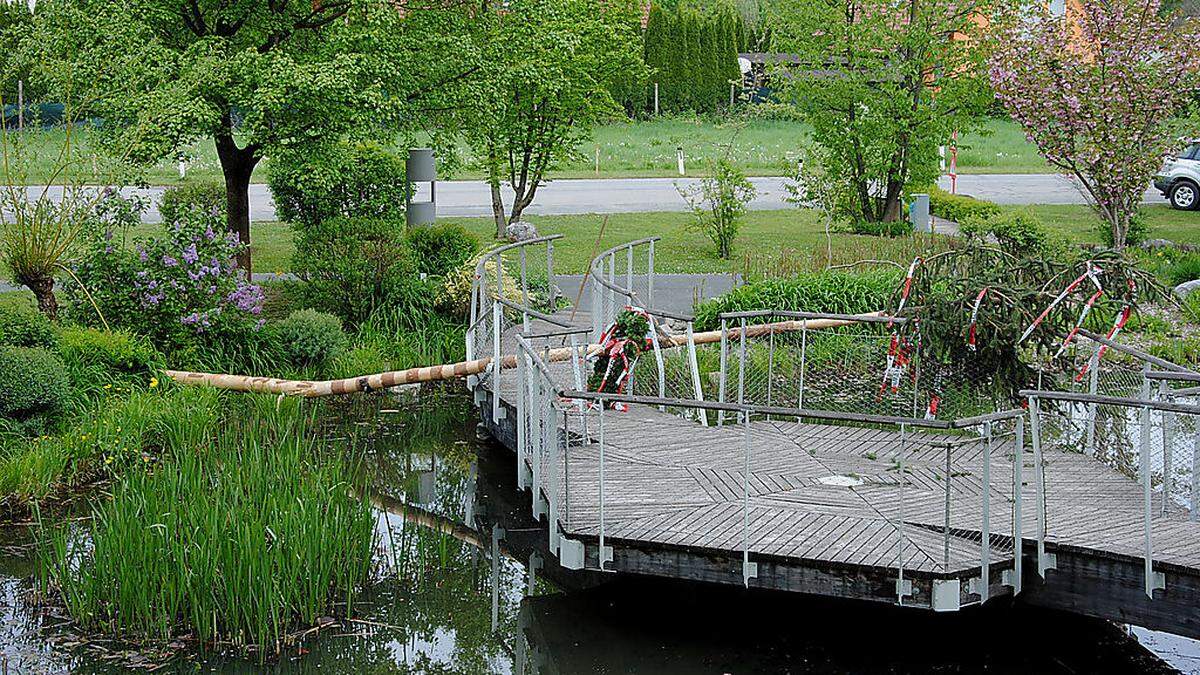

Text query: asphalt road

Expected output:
[20,174,1168,223]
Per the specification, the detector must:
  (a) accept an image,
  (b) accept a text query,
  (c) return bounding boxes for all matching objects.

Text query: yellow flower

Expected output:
[103,384,112,390]
[149,377,159,388]
[104,456,112,465]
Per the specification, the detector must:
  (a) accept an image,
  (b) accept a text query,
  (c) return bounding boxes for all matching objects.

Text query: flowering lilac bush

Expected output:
[64,198,265,354]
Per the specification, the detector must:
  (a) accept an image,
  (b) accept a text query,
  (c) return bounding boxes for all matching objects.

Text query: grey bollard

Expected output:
[406,148,437,227]
[909,193,931,234]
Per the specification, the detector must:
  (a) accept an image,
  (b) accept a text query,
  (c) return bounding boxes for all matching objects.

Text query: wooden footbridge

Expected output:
[466,235,1200,640]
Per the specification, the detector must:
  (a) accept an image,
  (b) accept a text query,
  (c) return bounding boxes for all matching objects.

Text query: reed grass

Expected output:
[35,396,375,656]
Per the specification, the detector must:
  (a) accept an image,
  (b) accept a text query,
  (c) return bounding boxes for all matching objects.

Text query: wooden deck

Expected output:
[475,308,1200,630]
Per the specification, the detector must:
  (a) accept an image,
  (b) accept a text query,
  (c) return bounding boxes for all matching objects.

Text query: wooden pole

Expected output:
[164,314,881,399]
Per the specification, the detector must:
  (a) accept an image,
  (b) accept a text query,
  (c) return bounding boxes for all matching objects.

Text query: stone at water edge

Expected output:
[505,221,539,243]
[1174,278,1200,299]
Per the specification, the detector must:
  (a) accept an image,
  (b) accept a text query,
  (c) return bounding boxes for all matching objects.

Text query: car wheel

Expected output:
[1170,181,1200,210]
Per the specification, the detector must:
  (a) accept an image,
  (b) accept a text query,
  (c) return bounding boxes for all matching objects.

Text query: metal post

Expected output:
[1030,396,1049,577]
[650,320,666,402]
[766,321,775,409]
[598,401,611,571]
[546,241,556,308]
[519,247,529,306]
[647,239,656,309]
[1192,425,1200,522]
[980,422,992,603]
[718,318,728,427]
[591,268,602,343]
[607,253,616,316]
[943,442,952,568]
[1012,414,1024,595]
[17,80,23,132]
[626,245,633,303]
[1160,380,1174,516]
[516,349,527,489]
[686,323,706,423]
[529,363,542,518]
[737,317,747,406]
[797,319,807,415]
[896,423,911,603]
[563,409,572,530]
[742,410,757,586]
[1141,400,1155,598]
[1085,350,1099,457]
[654,82,659,116]
[492,302,502,422]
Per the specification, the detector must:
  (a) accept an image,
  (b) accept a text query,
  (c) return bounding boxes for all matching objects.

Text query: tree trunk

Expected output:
[20,273,57,320]
[881,179,904,222]
[487,145,507,239]
[214,126,260,275]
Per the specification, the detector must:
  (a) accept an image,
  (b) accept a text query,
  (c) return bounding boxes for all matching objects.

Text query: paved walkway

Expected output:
[20,174,1169,224]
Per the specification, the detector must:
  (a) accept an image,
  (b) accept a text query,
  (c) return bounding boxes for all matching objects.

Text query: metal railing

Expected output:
[588,237,679,341]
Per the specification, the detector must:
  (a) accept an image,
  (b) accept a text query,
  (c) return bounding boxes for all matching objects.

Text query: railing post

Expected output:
[737,317,747,406]
[626,245,634,301]
[1160,380,1174,516]
[1029,395,1051,577]
[647,239,655,309]
[943,441,952,569]
[766,318,775,409]
[742,409,757,586]
[980,421,992,603]
[598,400,613,570]
[650,320,666,403]
[563,409,572,530]
[1140,397,1162,598]
[519,246,529,307]
[718,318,729,427]
[546,240,556,308]
[492,302,502,423]
[516,346,528,490]
[1192,424,1200,523]
[896,422,912,604]
[591,267,602,344]
[1010,414,1024,595]
[529,358,542,518]
[797,319,808,414]
[1085,350,1099,457]
[607,253,616,319]
[544,373,558,555]
[686,322,707,426]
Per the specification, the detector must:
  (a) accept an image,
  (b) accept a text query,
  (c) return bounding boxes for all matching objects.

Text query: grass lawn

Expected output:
[174,204,1196,279]
[7,116,1049,186]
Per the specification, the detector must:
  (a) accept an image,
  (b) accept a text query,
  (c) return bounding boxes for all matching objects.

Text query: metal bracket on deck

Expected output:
[495,405,507,421]
[743,561,758,587]
[473,387,487,406]
[1147,570,1166,598]
[527,551,541,597]
[895,579,913,603]
[598,544,614,571]
[1038,552,1057,576]
[467,374,478,390]
[533,492,548,520]
[968,576,984,598]
[1001,567,1020,594]
[558,537,584,569]
[517,462,532,491]
[932,580,961,612]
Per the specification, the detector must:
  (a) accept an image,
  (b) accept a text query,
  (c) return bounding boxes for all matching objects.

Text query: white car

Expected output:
[1155,141,1200,210]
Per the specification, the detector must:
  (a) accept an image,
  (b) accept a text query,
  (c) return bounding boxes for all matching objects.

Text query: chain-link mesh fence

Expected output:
[588,238,659,341]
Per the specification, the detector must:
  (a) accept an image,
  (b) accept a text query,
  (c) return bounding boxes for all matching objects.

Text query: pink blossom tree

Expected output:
[990,0,1200,248]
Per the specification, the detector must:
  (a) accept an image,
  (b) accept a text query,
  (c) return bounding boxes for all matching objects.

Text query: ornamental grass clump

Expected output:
[36,398,376,656]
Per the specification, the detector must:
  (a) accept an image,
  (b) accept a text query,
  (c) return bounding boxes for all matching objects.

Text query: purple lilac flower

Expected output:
[182,243,199,265]
[162,254,178,267]
[103,230,113,242]
[205,225,215,241]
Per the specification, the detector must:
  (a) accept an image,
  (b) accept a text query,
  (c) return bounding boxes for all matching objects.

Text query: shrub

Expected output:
[694,270,898,330]
[268,142,407,230]
[0,346,69,426]
[960,211,1051,253]
[1166,253,1200,286]
[62,203,265,354]
[1098,211,1150,248]
[0,302,55,349]
[292,216,432,325]
[678,157,756,259]
[928,187,1001,223]
[407,223,479,278]
[272,309,349,371]
[157,180,226,227]
[57,326,162,394]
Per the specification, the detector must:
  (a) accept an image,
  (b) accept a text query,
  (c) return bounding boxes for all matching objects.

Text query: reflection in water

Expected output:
[0,389,1195,673]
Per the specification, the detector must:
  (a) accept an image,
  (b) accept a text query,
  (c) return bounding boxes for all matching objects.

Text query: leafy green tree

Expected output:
[464,0,646,236]
[25,0,484,273]
[770,0,993,225]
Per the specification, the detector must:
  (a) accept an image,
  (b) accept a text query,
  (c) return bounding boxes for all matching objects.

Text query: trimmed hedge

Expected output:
[272,309,349,370]
[0,303,55,349]
[0,346,69,423]
[929,187,1001,224]
[694,270,899,331]
[644,4,742,114]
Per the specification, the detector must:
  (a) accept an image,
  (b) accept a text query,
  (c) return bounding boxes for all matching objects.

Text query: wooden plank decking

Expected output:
[483,311,1200,584]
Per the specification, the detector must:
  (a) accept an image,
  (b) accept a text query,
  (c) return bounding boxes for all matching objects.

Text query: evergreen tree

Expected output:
[644,4,670,113]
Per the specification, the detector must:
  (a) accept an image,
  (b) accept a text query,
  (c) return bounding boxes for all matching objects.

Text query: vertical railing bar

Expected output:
[1085,350,1099,457]
[626,245,633,300]
[742,409,752,587]
[981,421,992,603]
[1141,397,1154,598]
[516,346,527,488]
[647,239,655,309]
[1030,395,1047,577]
[737,317,747,407]
[563,408,571,530]
[718,318,729,426]
[897,422,908,604]
[943,441,951,568]
[686,321,708,426]
[492,302,502,423]
[1192,423,1200,523]
[650,319,666,406]
[767,319,775,409]
[599,399,607,571]
[1013,414,1024,595]
[797,319,807,419]
[591,265,602,343]
[1160,380,1174,516]
[607,253,616,321]
[546,240,556,309]
[520,246,529,307]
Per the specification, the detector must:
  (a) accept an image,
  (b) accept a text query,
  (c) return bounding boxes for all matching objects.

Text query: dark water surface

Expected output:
[2,390,1199,674]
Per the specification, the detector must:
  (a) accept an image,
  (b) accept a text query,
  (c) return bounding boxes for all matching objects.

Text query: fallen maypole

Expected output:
[164,313,882,398]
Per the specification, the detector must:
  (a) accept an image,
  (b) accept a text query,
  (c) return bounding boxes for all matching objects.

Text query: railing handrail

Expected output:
[1145,370,1200,383]
[587,236,694,322]
[717,310,907,325]
[495,297,575,329]
[473,234,565,281]
[1021,389,1200,416]
[1076,329,1196,374]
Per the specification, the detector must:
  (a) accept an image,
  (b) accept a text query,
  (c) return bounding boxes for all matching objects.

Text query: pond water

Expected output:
[1,389,1199,674]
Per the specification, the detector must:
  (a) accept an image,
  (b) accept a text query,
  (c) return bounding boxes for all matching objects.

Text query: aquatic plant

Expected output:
[35,397,376,656]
